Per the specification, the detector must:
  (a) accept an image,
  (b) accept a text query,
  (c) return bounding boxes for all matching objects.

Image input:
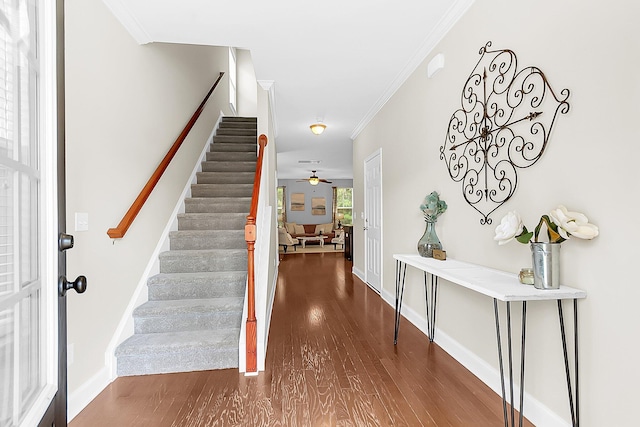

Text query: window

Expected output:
[276,186,284,227]
[228,47,237,114]
[336,188,352,226]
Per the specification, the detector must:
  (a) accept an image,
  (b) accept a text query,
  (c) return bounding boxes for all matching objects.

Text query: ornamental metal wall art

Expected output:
[440,41,570,224]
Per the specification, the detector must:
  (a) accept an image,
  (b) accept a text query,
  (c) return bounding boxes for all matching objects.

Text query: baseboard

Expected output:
[264,267,278,357]
[352,266,365,283]
[68,366,112,421]
[379,287,570,427]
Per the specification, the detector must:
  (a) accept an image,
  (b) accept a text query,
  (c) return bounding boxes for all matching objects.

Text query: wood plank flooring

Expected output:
[71,252,532,426]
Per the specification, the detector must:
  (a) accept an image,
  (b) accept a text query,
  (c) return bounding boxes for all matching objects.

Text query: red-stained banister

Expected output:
[107,72,225,239]
[244,134,268,373]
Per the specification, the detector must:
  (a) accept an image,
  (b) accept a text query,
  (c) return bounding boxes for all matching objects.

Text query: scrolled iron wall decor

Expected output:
[440,41,570,224]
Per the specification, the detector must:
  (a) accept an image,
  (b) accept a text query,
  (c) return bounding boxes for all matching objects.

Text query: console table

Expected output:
[393,254,585,427]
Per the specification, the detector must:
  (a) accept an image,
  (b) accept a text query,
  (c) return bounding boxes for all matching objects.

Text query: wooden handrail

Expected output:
[245,134,268,373]
[107,72,225,239]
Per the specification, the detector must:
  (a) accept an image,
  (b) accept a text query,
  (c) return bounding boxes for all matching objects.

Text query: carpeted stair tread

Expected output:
[115,329,240,376]
[209,142,256,152]
[116,329,240,356]
[196,172,255,184]
[184,197,251,213]
[205,151,257,162]
[201,161,256,172]
[216,128,256,136]
[169,229,246,250]
[159,248,247,273]
[147,271,246,300]
[212,135,257,144]
[190,184,253,198]
[134,297,244,317]
[177,213,247,230]
[133,298,244,334]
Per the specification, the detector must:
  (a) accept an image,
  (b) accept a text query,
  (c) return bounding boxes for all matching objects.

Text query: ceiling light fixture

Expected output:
[310,123,326,135]
[308,176,320,185]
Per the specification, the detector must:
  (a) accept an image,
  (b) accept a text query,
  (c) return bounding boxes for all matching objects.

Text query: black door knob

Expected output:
[59,275,87,296]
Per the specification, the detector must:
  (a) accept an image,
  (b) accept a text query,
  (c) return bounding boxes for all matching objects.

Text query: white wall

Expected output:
[278,179,353,224]
[353,0,639,425]
[65,0,232,394]
[237,49,258,117]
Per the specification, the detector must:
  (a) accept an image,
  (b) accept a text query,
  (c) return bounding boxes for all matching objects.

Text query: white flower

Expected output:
[494,211,524,245]
[549,205,599,240]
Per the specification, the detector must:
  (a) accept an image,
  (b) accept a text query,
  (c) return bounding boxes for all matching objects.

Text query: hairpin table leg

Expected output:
[394,260,407,345]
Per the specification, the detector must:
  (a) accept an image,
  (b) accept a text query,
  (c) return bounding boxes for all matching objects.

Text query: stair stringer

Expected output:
[104,111,225,381]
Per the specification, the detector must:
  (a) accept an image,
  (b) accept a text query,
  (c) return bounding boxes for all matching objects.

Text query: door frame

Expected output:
[35,0,66,425]
[363,148,382,294]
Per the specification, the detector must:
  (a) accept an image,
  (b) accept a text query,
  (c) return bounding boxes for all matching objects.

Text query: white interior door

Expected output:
[0,1,61,425]
[364,149,382,293]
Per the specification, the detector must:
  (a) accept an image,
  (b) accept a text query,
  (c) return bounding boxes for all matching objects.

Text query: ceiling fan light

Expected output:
[309,177,320,185]
[310,123,326,135]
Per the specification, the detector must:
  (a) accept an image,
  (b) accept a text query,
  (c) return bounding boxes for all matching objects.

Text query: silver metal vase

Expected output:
[530,242,561,289]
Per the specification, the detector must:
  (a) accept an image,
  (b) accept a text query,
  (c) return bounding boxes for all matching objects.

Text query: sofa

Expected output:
[284,222,336,244]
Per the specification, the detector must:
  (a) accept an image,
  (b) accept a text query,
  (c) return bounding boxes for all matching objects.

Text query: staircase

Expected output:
[115,117,257,376]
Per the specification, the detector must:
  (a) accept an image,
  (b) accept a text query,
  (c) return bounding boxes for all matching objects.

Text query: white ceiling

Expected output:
[102,0,474,180]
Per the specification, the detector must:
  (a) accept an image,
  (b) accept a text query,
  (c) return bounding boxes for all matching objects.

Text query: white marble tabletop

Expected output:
[394,254,587,302]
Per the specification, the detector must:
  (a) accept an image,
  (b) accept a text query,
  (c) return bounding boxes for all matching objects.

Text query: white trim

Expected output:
[21,1,59,424]
[352,266,365,283]
[100,0,153,44]
[67,366,111,421]
[257,80,277,137]
[350,0,476,140]
[379,286,571,427]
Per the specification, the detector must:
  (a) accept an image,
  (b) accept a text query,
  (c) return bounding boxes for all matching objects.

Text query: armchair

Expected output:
[278,227,299,253]
[331,229,345,250]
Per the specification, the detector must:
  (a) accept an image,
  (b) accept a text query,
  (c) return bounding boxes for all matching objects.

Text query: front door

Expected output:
[364,149,382,293]
[0,1,82,426]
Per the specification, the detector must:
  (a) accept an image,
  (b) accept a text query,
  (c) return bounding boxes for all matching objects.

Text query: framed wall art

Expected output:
[291,193,305,211]
[311,197,326,215]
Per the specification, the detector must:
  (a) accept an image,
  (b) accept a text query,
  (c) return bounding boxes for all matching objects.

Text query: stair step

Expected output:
[170,230,246,250]
[184,197,251,213]
[201,161,256,172]
[221,116,256,123]
[177,213,247,230]
[191,184,253,198]
[147,271,246,301]
[219,121,257,130]
[159,248,247,273]
[209,142,256,153]
[115,329,240,376]
[133,297,244,334]
[212,135,257,144]
[206,151,256,162]
[216,128,256,136]
[196,172,255,184]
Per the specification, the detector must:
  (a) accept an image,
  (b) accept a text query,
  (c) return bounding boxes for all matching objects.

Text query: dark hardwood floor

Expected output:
[71,252,532,426]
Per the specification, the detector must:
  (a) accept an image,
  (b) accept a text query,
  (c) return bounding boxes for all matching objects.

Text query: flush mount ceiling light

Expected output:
[310,123,326,135]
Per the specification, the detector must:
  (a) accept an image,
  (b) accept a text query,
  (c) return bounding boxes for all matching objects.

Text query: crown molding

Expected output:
[350,0,476,140]
[101,0,153,45]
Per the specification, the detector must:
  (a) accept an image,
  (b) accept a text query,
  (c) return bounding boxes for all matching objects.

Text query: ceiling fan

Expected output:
[297,170,332,186]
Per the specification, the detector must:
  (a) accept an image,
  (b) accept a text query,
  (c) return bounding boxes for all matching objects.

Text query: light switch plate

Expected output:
[75,212,89,231]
